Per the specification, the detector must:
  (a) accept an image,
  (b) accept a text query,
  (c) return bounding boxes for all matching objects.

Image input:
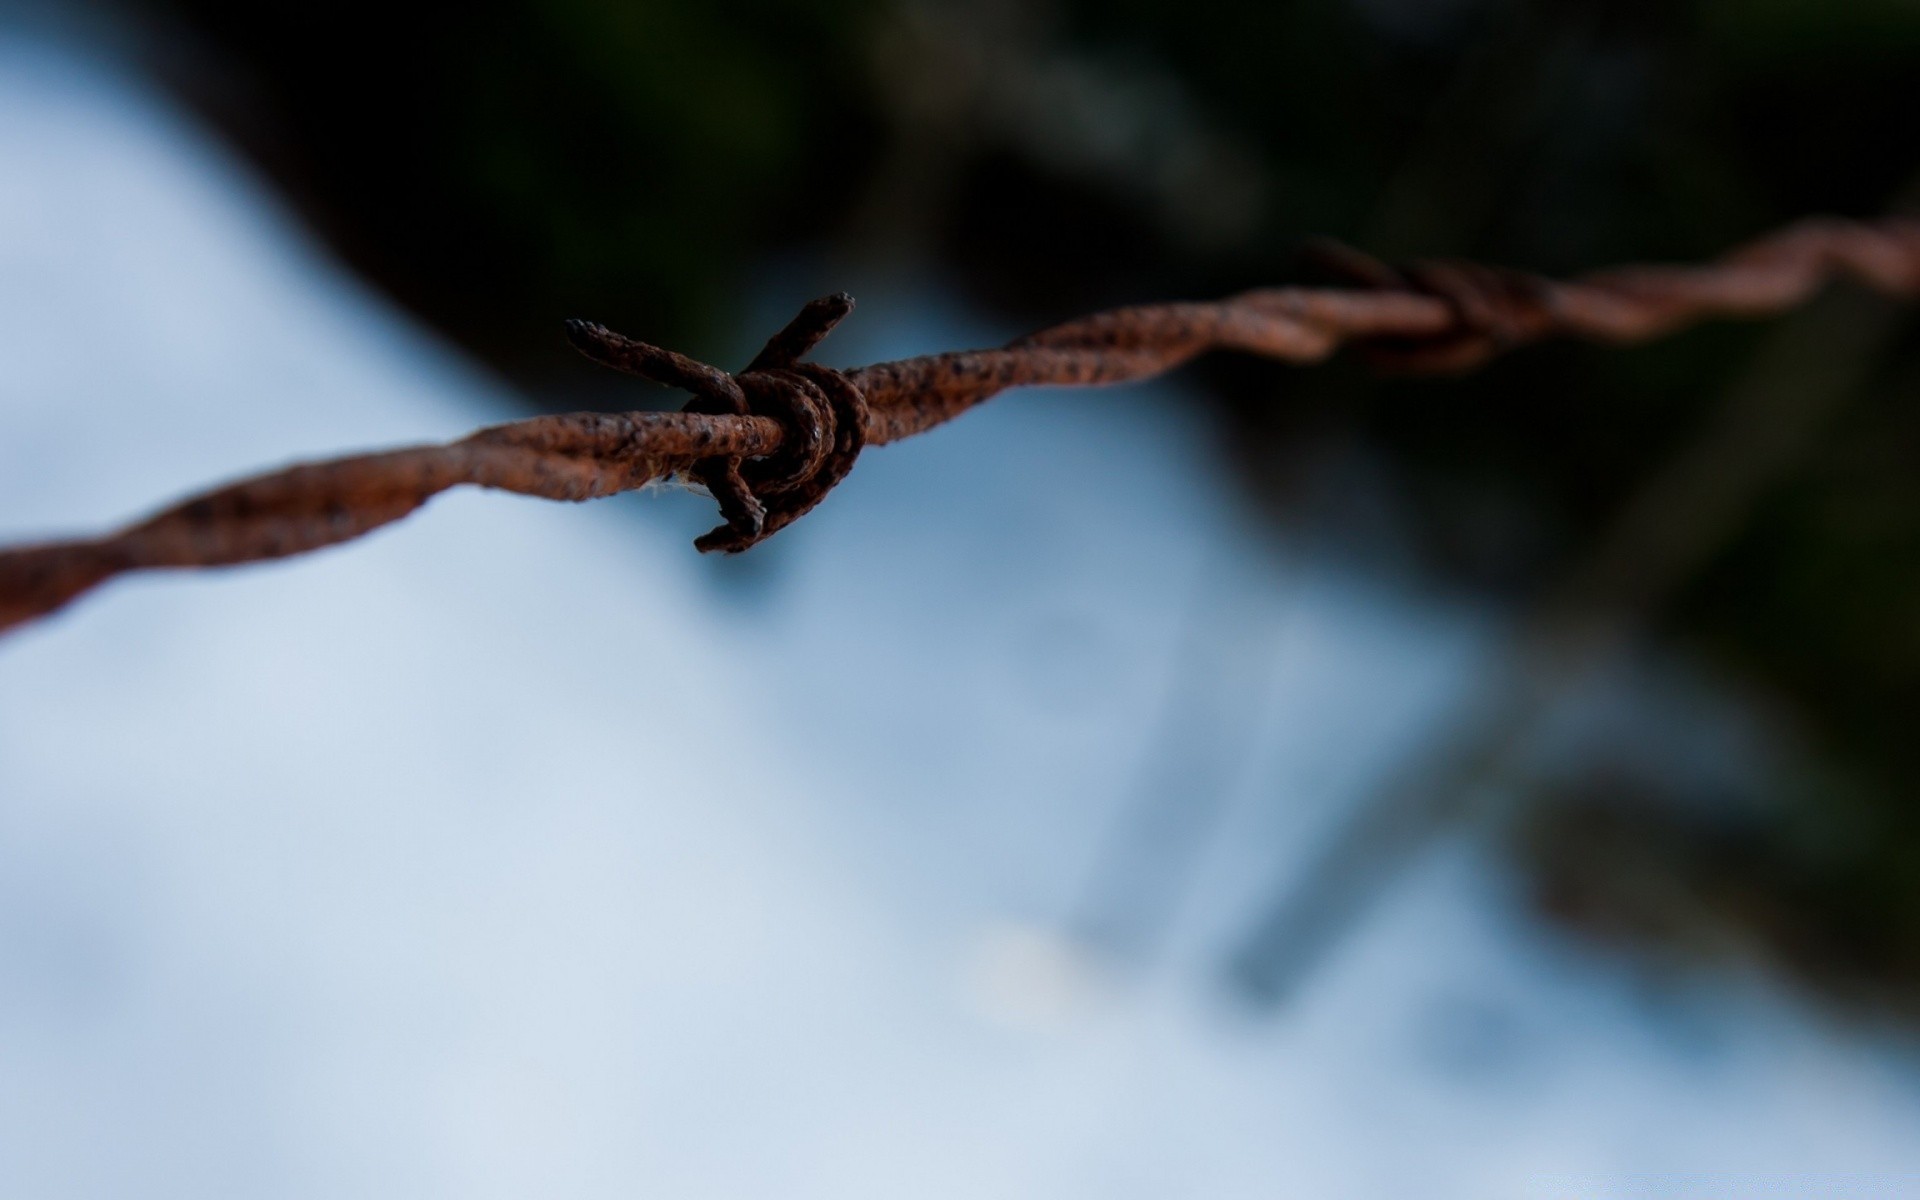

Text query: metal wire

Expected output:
[4,214,1920,636]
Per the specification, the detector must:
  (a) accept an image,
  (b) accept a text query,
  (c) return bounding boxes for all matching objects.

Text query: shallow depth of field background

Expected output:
[4,0,1920,1196]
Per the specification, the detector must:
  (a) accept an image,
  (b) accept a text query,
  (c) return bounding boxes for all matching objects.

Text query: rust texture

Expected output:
[4,214,1920,635]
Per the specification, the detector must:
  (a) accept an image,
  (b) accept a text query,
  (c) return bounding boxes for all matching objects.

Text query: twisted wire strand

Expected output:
[4,214,1919,636]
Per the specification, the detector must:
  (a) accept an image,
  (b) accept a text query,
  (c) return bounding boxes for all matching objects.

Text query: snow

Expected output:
[3,24,1920,1199]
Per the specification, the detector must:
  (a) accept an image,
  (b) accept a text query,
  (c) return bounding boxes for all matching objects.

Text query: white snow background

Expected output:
[4,21,1920,1200]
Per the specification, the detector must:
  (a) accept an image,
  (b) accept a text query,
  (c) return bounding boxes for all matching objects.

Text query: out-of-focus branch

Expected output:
[1229,265,1913,1007]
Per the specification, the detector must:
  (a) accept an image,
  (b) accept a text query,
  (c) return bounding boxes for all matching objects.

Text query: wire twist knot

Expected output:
[564,293,870,552]
[1301,239,1558,373]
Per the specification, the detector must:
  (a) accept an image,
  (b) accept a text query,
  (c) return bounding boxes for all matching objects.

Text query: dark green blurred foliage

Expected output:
[146,0,883,382]
[135,0,1920,1010]
[1521,766,1920,1011]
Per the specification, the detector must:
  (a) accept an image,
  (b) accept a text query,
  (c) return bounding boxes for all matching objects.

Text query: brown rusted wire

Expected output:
[4,214,1920,636]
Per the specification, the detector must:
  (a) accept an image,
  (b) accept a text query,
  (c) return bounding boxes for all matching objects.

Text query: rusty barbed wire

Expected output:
[4,214,1920,636]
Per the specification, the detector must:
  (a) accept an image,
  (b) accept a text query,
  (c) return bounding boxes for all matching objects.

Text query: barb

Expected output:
[4,215,1920,636]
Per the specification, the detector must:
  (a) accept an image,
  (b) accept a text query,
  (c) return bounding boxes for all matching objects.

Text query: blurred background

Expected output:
[4,0,1920,1194]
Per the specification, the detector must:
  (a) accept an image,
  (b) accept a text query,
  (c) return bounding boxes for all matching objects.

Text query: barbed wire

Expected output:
[5,215,1920,637]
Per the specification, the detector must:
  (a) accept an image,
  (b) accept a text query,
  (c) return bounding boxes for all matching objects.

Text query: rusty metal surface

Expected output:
[4,215,1919,636]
